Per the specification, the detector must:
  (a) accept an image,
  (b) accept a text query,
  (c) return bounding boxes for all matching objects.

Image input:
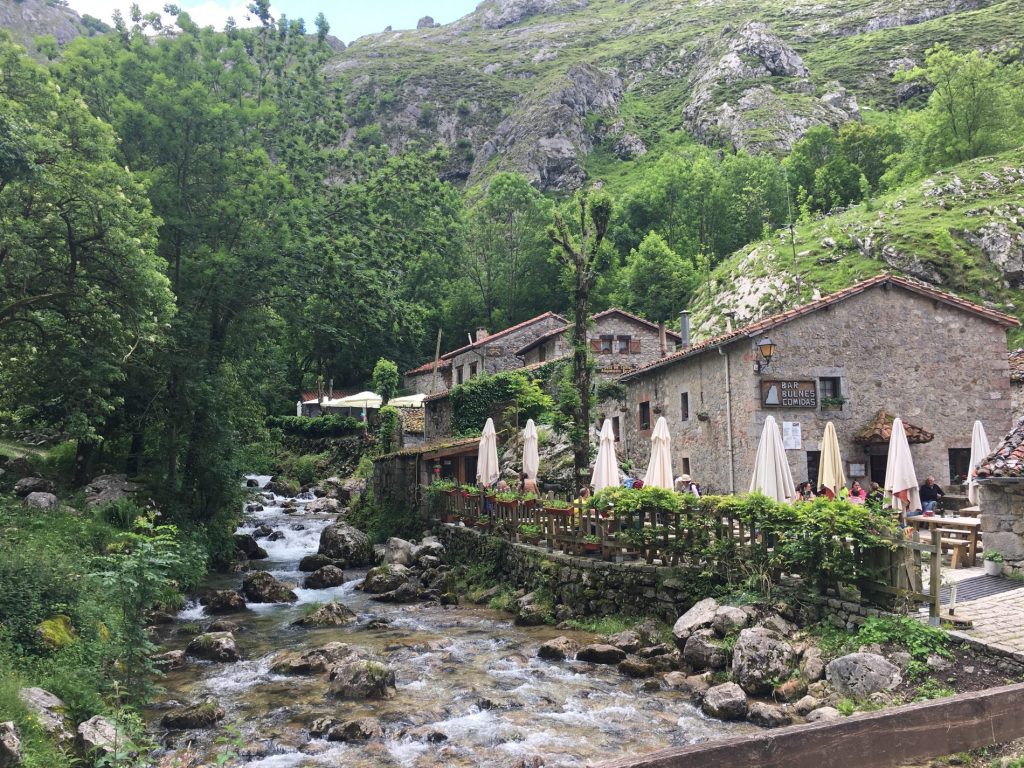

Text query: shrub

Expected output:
[265,415,363,438]
[449,371,553,436]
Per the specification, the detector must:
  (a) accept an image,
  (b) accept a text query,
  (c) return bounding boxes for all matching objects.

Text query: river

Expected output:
[150,478,751,767]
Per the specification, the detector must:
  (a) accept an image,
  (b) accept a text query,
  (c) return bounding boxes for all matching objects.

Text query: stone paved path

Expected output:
[954,587,1024,655]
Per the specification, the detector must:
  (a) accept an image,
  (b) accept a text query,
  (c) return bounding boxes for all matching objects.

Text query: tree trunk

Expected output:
[73,438,99,486]
[572,264,591,495]
[127,428,144,477]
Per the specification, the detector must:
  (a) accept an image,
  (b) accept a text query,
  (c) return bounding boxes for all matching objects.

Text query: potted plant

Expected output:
[984,550,1004,576]
[518,523,543,545]
[543,498,571,515]
[475,515,492,531]
[583,534,601,554]
[821,395,848,410]
[496,491,519,512]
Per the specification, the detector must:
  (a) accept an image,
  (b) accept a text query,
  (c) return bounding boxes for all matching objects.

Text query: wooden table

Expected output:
[959,505,981,517]
[906,515,981,567]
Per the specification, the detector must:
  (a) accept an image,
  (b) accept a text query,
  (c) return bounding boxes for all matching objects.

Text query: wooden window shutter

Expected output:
[629,339,641,354]
[590,339,602,352]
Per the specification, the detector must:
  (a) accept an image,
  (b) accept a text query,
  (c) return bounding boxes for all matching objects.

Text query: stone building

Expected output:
[620,275,1017,494]
[404,312,567,396]
[515,308,682,375]
[1010,348,1024,419]
[976,416,1024,575]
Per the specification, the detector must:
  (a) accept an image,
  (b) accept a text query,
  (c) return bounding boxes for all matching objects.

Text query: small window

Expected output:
[456,366,464,385]
[680,392,690,421]
[948,448,971,484]
[612,416,621,442]
[469,361,478,378]
[818,377,841,400]
[680,457,691,477]
[617,335,632,354]
[538,343,547,363]
[600,335,613,354]
[639,401,651,431]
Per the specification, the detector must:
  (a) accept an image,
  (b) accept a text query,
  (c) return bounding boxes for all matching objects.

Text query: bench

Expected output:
[939,537,970,569]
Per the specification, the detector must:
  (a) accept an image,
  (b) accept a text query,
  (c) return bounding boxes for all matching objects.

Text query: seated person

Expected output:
[848,480,867,503]
[919,476,944,514]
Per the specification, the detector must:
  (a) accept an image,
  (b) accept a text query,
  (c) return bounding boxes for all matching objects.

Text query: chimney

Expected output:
[659,320,667,357]
[679,311,691,349]
[476,327,489,343]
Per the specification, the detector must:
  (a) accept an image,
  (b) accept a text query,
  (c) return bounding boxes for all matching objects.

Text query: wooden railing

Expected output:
[428,488,942,616]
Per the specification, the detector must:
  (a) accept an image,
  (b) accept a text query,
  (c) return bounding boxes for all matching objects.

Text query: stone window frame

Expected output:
[680,391,690,422]
[599,335,614,354]
[617,334,632,354]
[456,366,464,385]
[469,361,478,379]
[639,400,651,431]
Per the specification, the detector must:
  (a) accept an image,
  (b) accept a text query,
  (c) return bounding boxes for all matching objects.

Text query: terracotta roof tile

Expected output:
[406,359,452,376]
[622,273,1019,381]
[853,410,934,445]
[977,416,1024,479]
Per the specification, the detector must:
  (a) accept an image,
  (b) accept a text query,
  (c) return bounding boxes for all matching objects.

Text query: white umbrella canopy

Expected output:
[332,391,383,409]
[591,419,620,492]
[643,416,674,489]
[476,418,500,488]
[817,421,846,500]
[386,393,426,408]
[522,419,540,482]
[749,416,796,503]
[967,419,991,505]
[884,417,921,514]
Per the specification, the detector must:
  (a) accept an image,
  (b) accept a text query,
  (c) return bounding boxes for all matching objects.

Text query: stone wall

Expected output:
[979,481,1024,574]
[372,454,424,526]
[623,285,1013,493]
[424,396,454,442]
[405,367,451,397]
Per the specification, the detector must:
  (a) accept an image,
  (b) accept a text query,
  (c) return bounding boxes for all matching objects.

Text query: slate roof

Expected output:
[976,416,1024,479]
[405,311,567,375]
[853,410,934,445]
[621,274,1019,381]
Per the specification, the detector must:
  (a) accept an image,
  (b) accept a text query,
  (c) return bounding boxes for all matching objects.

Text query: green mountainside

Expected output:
[689,147,1024,344]
[328,0,1024,191]
[0,0,103,54]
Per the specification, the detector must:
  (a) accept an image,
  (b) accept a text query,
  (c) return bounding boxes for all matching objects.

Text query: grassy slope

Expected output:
[689,147,1024,344]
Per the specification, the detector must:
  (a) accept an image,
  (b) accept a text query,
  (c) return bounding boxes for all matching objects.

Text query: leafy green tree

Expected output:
[548,190,613,493]
[898,45,1019,170]
[372,359,400,404]
[620,232,698,322]
[0,33,173,482]
[837,119,904,191]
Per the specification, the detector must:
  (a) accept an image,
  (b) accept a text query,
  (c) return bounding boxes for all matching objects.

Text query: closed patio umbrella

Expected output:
[522,419,540,482]
[643,416,674,489]
[749,416,796,503]
[590,419,619,493]
[967,419,990,506]
[884,417,921,514]
[817,421,846,500]
[476,418,500,488]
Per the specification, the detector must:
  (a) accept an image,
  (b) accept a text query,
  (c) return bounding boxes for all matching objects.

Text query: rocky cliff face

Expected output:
[0,0,91,53]
[324,0,1018,191]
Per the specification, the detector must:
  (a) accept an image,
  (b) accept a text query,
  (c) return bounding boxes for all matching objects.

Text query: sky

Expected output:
[66,0,481,43]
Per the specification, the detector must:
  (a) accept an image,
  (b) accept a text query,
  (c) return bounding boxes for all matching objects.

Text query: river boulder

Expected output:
[800,646,826,681]
[326,717,383,742]
[328,659,397,700]
[362,564,410,594]
[202,590,247,614]
[538,636,579,661]
[186,632,239,662]
[18,688,72,746]
[731,627,796,695]
[153,650,186,670]
[576,644,627,665]
[0,722,20,768]
[825,653,902,698]
[272,642,357,675]
[234,534,268,560]
[318,523,375,567]
[384,537,415,566]
[77,715,117,756]
[85,474,140,506]
[306,497,343,515]
[251,524,273,538]
[241,571,297,603]
[304,565,346,589]
[24,492,59,510]
[292,602,357,627]
[683,628,729,670]
[413,540,446,563]
[370,582,422,603]
[701,682,748,720]
[161,699,225,730]
[747,702,792,728]
[298,553,342,572]
[672,598,719,648]
[712,606,751,636]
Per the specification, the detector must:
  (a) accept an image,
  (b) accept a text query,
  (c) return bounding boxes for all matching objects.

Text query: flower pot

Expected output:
[984,559,1003,576]
[584,542,600,554]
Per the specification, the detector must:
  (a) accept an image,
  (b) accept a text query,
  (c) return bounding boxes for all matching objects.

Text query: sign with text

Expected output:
[761,380,818,409]
[782,421,802,450]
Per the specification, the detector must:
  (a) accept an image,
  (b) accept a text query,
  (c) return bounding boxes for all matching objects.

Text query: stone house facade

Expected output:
[1010,348,1024,420]
[404,312,567,396]
[515,308,682,377]
[620,275,1017,495]
[977,417,1024,575]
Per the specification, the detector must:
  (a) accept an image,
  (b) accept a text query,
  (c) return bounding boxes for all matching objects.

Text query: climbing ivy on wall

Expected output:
[449,371,553,436]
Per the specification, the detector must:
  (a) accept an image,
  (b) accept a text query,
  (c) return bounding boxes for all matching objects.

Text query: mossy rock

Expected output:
[35,616,76,649]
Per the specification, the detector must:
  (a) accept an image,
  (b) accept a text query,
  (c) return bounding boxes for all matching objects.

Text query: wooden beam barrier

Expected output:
[595,682,1024,768]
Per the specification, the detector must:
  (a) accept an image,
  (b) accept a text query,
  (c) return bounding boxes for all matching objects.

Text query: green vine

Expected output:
[449,370,553,436]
